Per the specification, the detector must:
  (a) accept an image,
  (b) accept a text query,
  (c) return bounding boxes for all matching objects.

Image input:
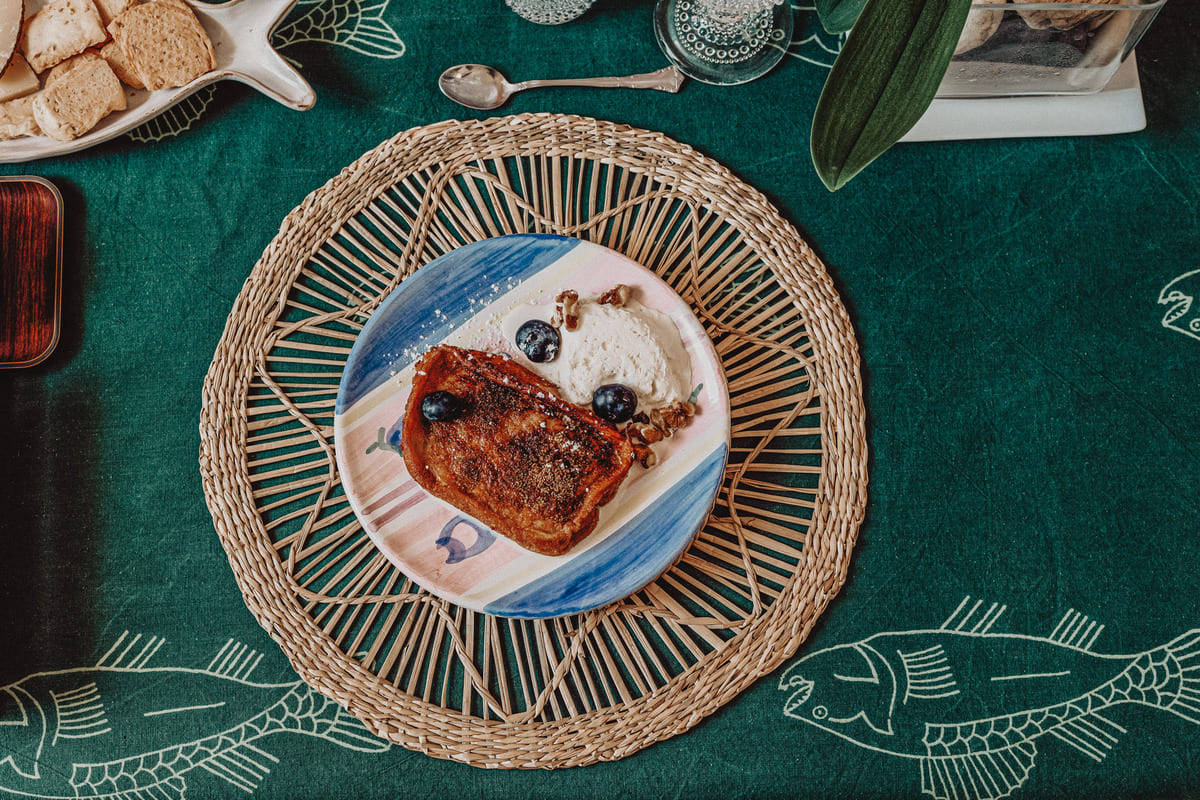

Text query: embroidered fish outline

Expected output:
[0,633,388,798]
[129,0,406,142]
[783,4,846,68]
[779,597,1200,800]
[272,0,406,58]
[1159,269,1200,341]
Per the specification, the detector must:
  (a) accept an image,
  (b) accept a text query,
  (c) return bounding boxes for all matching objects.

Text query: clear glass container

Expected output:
[654,0,794,85]
[938,0,1167,97]
[505,0,596,25]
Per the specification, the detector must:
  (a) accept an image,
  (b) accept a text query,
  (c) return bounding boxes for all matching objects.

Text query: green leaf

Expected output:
[815,0,868,34]
[810,0,971,191]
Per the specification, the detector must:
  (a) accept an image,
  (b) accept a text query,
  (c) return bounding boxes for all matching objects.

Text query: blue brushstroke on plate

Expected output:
[336,234,581,412]
[483,444,730,618]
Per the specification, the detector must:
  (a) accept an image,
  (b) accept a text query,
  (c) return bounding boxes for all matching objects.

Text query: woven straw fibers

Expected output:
[199,114,868,768]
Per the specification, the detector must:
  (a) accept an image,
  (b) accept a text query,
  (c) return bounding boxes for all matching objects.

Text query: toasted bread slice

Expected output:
[93,0,138,26]
[21,0,107,73]
[107,0,214,91]
[99,38,142,88]
[401,345,635,556]
[32,50,125,140]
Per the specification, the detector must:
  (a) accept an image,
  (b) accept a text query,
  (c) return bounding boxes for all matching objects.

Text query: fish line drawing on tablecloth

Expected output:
[783,4,845,68]
[0,633,389,799]
[779,597,1200,800]
[272,0,407,58]
[130,0,406,143]
[1159,269,1200,341]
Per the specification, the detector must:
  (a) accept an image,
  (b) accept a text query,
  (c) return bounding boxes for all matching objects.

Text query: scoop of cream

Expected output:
[505,296,692,411]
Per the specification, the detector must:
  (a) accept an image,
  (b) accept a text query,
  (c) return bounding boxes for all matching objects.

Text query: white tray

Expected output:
[902,53,1145,142]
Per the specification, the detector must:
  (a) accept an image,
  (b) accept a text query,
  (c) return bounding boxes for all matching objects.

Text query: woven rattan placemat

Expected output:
[199,113,867,768]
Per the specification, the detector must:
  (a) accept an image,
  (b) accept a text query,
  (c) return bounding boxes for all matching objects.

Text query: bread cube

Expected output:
[22,0,108,73]
[32,51,126,140]
[0,94,40,139]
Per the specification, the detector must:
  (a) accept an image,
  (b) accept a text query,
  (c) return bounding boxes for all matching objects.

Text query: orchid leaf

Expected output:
[814,0,867,34]
[811,0,971,191]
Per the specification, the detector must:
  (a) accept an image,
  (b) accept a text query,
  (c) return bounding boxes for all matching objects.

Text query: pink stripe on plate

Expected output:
[370,485,430,528]
[362,478,419,515]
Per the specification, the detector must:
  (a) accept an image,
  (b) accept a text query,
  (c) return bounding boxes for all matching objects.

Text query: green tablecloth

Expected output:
[2,1,1199,797]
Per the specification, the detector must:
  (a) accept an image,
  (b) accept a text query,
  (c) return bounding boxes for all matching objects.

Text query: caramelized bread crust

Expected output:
[401,345,635,556]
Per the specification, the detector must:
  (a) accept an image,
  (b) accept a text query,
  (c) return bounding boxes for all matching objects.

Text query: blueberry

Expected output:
[592,384,637,424]
[421,390,464,422]
[515,319,560,363]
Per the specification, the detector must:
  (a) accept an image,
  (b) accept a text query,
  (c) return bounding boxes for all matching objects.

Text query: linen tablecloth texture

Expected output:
[1,1,1198,798]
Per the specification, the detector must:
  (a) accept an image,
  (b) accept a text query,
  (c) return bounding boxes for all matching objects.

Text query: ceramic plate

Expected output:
[334,234,730,618]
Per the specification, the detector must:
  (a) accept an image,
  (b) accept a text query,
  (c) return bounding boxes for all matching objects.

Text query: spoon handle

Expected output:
[515,66,686,94]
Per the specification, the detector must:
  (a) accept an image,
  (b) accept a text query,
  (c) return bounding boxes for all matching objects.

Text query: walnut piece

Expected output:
[625,400,697,460]
[627,421,664,444]
[554,290,580,331]
[599,284,632,307]
[631,442,658,469]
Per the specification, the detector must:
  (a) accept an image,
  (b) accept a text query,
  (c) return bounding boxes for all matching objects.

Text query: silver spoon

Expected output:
[438,63,686,110]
